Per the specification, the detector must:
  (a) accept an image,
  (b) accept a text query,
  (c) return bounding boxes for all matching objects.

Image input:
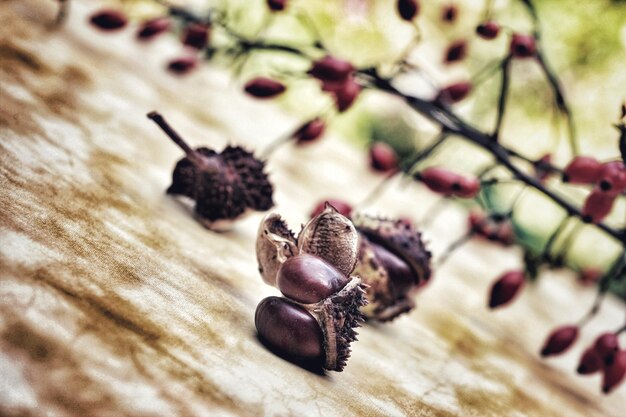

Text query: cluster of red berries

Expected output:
[88,8,206,75]
[563,156,626,223]
[542,327,626,394]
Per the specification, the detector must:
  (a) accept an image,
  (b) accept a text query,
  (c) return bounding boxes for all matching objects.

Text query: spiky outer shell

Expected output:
[167,146,273,229]
[256,213,297,286]
[306,277,368,371]
[352,215,431,321]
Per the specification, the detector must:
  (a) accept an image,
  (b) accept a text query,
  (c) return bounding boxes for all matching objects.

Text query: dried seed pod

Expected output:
[298,203,360,278]
[352,214,432,321]
[256,213,298,286]
[148,112,273,230]
[255,206,367,371]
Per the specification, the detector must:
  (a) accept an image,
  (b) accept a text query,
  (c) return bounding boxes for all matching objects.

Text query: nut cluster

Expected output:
[352,215,432,321]
[255,204,367,371]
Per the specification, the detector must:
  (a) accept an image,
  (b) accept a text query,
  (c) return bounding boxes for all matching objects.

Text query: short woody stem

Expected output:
[147,111,201,164]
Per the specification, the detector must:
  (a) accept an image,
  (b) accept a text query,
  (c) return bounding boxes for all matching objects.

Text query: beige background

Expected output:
[1,1,624,416]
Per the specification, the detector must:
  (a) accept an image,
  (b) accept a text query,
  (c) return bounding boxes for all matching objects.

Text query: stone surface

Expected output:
[1,1,624,416]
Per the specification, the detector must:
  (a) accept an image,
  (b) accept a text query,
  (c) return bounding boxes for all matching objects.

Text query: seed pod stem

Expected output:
[147,111,204,166]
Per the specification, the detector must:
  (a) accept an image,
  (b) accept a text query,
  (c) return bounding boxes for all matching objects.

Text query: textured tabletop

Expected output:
[1,1,624,416]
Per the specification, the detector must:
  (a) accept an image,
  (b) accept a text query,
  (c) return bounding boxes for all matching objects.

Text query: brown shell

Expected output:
[352,214,431,321]
[256,213,298,286]
[298,203,359,278]
[168,145,273,230]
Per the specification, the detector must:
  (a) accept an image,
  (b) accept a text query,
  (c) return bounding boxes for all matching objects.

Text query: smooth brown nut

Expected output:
[277,254,349,304]
[369,241,414,299]
[255,297,324,364]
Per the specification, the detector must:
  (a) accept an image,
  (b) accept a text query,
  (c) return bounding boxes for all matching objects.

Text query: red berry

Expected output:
[419,167,479,198]
[577,347,603,375]
[510,34,537,58]
[397,0,419,21]
[244,77,286,98]
[294,118,325,144]
[89,9,127,31]
[267,0,287,11]
[167,56,198,75]
[182,23,210,50]
[595,333,620,364]
[488,270,525,308]
[444,40,468,64]
[562,156,603,184]
[369,142,399,173]
[310,199,352,219]
[578,267,603,286]
[602,350,626,394]
[441,4,458,23]
[540,325,579,357]
[437,82,472,104]
[597,161,626,194]
[455,175,481,198]
[582,190,616,224]
[476,21,500,40]
[136,17,171,40]
[332,77,361,112]
[309,56,354,91]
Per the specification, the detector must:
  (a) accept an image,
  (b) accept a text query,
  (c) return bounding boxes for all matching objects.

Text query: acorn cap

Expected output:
[256,213,298,286]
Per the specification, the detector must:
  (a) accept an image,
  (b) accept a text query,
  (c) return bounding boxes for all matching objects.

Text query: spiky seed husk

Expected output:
[168,145,273,230]
[256,213,298,286]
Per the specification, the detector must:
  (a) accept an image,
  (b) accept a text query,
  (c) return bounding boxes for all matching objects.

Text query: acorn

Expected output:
[352,214,432,321]
[255,204,366,371]
[147,112,273,230]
